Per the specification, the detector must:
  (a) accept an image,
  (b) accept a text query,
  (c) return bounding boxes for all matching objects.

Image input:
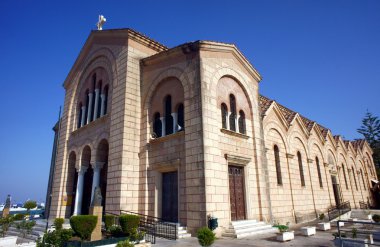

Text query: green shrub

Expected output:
[13,214,26,221]
[104,215,116,231]
[119,215,140,235]
[16,220,36,238]
[116,240,134,247]
[372,214,380,223]
[352,227,357,238]
[276,225,289,233]
[69,215,97,240]
[54,218,64,231]
[197,227,215,247]
[319,213,325,221]
[0,215,14,237]
[109,225,124,237]
[36,229,73,247]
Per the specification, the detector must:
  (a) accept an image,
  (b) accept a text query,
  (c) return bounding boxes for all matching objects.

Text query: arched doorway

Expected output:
[81,146,93,215]
[67,152,78,216]
[96,139,109,210]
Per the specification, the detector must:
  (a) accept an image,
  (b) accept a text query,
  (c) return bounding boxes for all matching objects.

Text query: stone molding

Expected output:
[224,154,251,165]
[220,128,250,139]
[286,153,295,159]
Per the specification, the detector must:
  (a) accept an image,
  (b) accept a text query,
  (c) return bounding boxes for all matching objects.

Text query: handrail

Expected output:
[328,201,351,221]
[337,220,380,247]
[119,210,167,222]
[359,200,369,209]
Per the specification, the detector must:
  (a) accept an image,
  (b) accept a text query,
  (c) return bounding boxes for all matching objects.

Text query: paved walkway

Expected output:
[155,230,337,247]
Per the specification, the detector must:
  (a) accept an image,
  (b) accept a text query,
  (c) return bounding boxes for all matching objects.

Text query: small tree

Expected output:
[23,200,37,213]
[197,227,216,247]
[16,220,36,238]
[0,215,14,237]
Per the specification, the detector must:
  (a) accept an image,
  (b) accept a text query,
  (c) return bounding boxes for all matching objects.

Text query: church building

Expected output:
[48,28,378,235]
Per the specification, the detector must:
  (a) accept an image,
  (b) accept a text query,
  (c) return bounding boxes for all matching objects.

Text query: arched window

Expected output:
[238,110,246,134]
[229,94,236,131]
[164,95,173,135]
[153,112,162,138]
[360,169,367,190]
[104,85,109,115]
[274,145,282,185]
[177,104,184,131]
[97,80,102,119]
[342,164,349,190]
[316,157,323,188]
[77,103,83,129]
[352,167,358,191]
[297,152,305,187]
[221,103,228,129]
[85,89,90,125]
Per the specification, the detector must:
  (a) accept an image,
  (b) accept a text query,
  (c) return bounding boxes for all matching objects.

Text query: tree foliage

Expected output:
[358,111,380,167]
[23,200,37,211]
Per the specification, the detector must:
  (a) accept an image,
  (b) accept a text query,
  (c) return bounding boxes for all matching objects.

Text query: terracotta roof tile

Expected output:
[351,139,365,151]
[276,103,297,124]
[259,95,274,116]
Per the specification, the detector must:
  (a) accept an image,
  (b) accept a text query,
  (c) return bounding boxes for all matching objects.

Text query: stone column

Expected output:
[93,89,100,121]
[100,94,105,117]
[73,166,88,215]
[91,162,104,203]
[80,106,86,127]
[87,93,93,124]
[171,112,178,133]
[160,117,166,136]
[226,112,230,130]
[89,187,102,241]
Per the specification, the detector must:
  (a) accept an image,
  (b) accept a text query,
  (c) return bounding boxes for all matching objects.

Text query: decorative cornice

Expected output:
[220,128,249,139]
[225,154,251,165]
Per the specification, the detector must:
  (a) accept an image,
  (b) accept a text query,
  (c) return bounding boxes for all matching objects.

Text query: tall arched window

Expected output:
[221,103,228,129]
[297,152,305,186]
[274,145,282,185]
[177,104,184,131]
[229,94,236,131]
[164,95,173,135]
[352,167,358,191]
[342,164,349,190]
[97,80,102,118]
[85,89,90,125]
[104,85,109,115]
[153,112,162,138]
[360,169,367,190]
[316,157,323,188]
[238,110,246,134]
[77,103,83,129]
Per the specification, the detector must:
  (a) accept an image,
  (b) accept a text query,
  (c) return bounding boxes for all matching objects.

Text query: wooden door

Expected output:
[229,166,246,221]
[162,171,178,222]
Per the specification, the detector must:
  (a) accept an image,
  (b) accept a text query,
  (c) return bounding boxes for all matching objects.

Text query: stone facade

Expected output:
[49,28,377,235]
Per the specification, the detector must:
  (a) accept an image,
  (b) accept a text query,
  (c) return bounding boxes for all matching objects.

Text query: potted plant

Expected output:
[275,222,294,242]
[317,213,331,231]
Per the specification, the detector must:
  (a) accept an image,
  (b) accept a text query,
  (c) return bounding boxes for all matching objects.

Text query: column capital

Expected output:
[307,158,313,163]
[77,165,88,175]
[92,161,105,170]
[323,162,329,167]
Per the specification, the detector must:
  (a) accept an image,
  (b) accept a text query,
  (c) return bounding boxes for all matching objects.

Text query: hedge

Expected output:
[103,215,116,231]
[69,215,97,240]
[54,218,64,230]
[119,214,140,235]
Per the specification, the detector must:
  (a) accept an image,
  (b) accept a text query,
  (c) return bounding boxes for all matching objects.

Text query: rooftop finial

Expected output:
[96,15,106,30]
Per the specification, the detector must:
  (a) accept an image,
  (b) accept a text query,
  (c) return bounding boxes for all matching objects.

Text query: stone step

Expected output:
[178,233,192,239]
[228,221,264,230]
[223,220,277,239]
[230,220,258,227]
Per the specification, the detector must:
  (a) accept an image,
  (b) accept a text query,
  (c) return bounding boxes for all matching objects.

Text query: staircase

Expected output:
[177,225,191,239]
[222,220,277,239]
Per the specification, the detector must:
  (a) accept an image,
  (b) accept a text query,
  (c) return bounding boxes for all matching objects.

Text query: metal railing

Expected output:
[120,210,177,241]
[328,201,351,221]
[336,220,380,246]
[104,210,178,244]
[359,200,369,209]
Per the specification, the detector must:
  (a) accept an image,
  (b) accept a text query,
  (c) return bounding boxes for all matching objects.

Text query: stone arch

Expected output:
[264,122,290,154]
[288,131,309,158]
[66,151,78,216]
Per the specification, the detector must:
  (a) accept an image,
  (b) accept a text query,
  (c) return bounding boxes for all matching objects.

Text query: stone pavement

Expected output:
[154,230,337,247]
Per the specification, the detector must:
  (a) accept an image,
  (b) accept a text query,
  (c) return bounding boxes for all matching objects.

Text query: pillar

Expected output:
[73,166,88,215]
[226,112,230,130]
[100,94,105,117]
[93,89,100,121]
[87,93,93,124]
[81,106,86,127]
[171,112,178,133]
[90,162,104,203]
[160,117,166,136]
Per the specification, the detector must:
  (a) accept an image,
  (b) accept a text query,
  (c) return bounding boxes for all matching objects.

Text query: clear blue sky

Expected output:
[0,0,379,203]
